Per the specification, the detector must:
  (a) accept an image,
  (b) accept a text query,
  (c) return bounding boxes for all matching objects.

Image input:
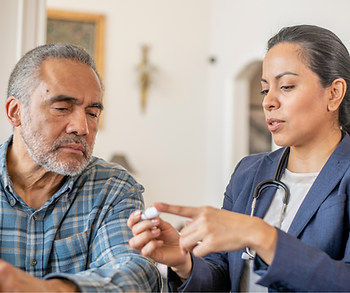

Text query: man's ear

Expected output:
[328,78,347,112]
[6,96,22,127]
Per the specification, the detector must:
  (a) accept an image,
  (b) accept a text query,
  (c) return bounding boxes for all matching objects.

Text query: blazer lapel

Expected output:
[249,148,288,218]
[288,134,350,237]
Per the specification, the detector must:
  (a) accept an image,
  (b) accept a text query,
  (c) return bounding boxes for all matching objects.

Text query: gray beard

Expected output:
[20,115,93,176]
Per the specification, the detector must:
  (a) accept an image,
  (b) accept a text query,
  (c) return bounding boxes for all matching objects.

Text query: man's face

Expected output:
[20,58,103,176]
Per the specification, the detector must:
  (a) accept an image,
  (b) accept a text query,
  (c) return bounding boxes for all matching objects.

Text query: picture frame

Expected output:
[46,10,105,126]
[46,10,105,78]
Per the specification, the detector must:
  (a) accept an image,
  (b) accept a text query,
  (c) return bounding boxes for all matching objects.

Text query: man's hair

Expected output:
[7,43,104,109]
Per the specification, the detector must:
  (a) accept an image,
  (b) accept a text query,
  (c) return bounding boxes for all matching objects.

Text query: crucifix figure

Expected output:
[137,45,155,113]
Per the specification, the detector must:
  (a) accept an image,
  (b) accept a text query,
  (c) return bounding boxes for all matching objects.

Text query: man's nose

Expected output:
[66,110,89,136]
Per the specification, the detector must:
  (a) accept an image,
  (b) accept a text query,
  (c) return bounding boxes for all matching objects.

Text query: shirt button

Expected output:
[32,215,38,220]
[10,199,15,206]
[30,259,37,266]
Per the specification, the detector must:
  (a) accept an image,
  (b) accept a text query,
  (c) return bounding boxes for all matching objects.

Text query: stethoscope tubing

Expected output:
[243,147,291,261]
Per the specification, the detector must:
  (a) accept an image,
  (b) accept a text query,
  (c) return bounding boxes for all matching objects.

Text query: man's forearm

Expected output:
[45,279,80,292]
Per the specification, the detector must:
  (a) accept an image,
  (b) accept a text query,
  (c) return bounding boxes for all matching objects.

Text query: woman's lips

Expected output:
[266,118,284,132]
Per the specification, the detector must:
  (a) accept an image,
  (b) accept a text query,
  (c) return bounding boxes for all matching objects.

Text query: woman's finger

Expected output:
[179,227,203,253]
[154,202,200,219]
[191,241,211,257]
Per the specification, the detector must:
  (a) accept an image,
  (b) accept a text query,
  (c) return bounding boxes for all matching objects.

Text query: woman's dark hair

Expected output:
[267,24,350,135]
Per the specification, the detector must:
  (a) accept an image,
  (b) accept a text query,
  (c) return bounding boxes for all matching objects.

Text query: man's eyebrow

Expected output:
[261,72,298,83]
[48,95,104,111]
[88,102,104,111]
[48,95,78,104]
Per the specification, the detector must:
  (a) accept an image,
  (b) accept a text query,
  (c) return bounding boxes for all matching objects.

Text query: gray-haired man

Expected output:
[0,43,161,292]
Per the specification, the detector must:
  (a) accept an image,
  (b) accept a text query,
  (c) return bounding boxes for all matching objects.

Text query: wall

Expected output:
[2,0,350,226]
[0,0,46,142]
[47,0,210,226]
[0,0,17,143]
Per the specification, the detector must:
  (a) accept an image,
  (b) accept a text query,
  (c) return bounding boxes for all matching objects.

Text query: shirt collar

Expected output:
[0,135,77,207]
[0,135,15,194]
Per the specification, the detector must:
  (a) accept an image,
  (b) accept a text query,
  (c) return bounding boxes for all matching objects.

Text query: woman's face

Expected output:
[261,42,337,148]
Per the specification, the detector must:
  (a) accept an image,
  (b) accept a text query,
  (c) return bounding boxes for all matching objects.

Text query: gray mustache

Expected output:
[52,135,90,157]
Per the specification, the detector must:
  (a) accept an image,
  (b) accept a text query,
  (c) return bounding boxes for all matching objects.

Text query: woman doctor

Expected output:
[128,24,350,292]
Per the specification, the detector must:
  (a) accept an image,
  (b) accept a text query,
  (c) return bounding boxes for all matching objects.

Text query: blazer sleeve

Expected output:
[254,229,350,292]
[167,252,231,292]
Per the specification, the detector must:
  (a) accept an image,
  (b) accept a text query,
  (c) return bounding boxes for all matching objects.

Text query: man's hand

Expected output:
[0,259,79,292]
[127,208,192,279]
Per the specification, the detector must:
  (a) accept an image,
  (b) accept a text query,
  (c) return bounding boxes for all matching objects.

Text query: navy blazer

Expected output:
[168,134,350,292]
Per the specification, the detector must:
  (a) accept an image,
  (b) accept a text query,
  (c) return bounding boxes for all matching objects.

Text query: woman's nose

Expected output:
[262,89,280,111]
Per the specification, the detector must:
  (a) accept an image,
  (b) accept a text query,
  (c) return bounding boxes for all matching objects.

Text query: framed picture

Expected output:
[46,10,105,78]
[47,10,105,126]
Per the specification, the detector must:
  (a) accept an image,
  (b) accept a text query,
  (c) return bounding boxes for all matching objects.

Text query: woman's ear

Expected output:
[6,96,22,127]
[328,78,347,112]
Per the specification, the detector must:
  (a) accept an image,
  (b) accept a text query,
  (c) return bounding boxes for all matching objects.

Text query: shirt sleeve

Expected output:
[44,182,162,292]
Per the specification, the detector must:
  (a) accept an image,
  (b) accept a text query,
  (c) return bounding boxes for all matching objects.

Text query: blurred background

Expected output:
[1,0,350,227]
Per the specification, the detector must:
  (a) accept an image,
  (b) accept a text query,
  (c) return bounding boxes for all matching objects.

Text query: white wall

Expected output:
[47,0,210,226]
[0,0,46,142]
[0,0,21,143]
[2,0,350,226]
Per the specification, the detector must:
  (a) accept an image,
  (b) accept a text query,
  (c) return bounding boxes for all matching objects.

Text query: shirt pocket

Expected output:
[51,230,90,273]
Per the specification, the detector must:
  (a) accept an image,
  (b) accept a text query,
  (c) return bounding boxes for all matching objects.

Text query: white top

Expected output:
[239,169,319,292]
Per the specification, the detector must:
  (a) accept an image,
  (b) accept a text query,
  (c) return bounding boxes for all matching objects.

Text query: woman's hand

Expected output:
[127,206,192,279]
[155,203,278,265]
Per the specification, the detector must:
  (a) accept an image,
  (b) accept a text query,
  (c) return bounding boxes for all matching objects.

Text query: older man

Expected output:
[0,43,161,292]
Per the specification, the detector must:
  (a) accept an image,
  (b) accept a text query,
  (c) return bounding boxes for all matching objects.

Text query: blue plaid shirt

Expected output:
[0,136,161,292]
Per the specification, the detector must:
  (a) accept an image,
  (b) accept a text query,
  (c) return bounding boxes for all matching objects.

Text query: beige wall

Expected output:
[47,0,210,226]
[2,0,350,227]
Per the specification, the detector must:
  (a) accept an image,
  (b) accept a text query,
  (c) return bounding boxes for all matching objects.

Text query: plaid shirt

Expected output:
[0,136,161,292]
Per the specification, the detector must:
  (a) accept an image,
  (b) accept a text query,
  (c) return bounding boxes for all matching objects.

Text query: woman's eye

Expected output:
[281,85,294,91]
[260,89,269,95]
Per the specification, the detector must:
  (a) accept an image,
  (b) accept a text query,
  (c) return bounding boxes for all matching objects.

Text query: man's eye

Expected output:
[88,112,99,118]
[55,108,68,111]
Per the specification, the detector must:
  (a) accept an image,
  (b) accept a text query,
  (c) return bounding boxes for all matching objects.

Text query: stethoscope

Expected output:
[241,147,291,260]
